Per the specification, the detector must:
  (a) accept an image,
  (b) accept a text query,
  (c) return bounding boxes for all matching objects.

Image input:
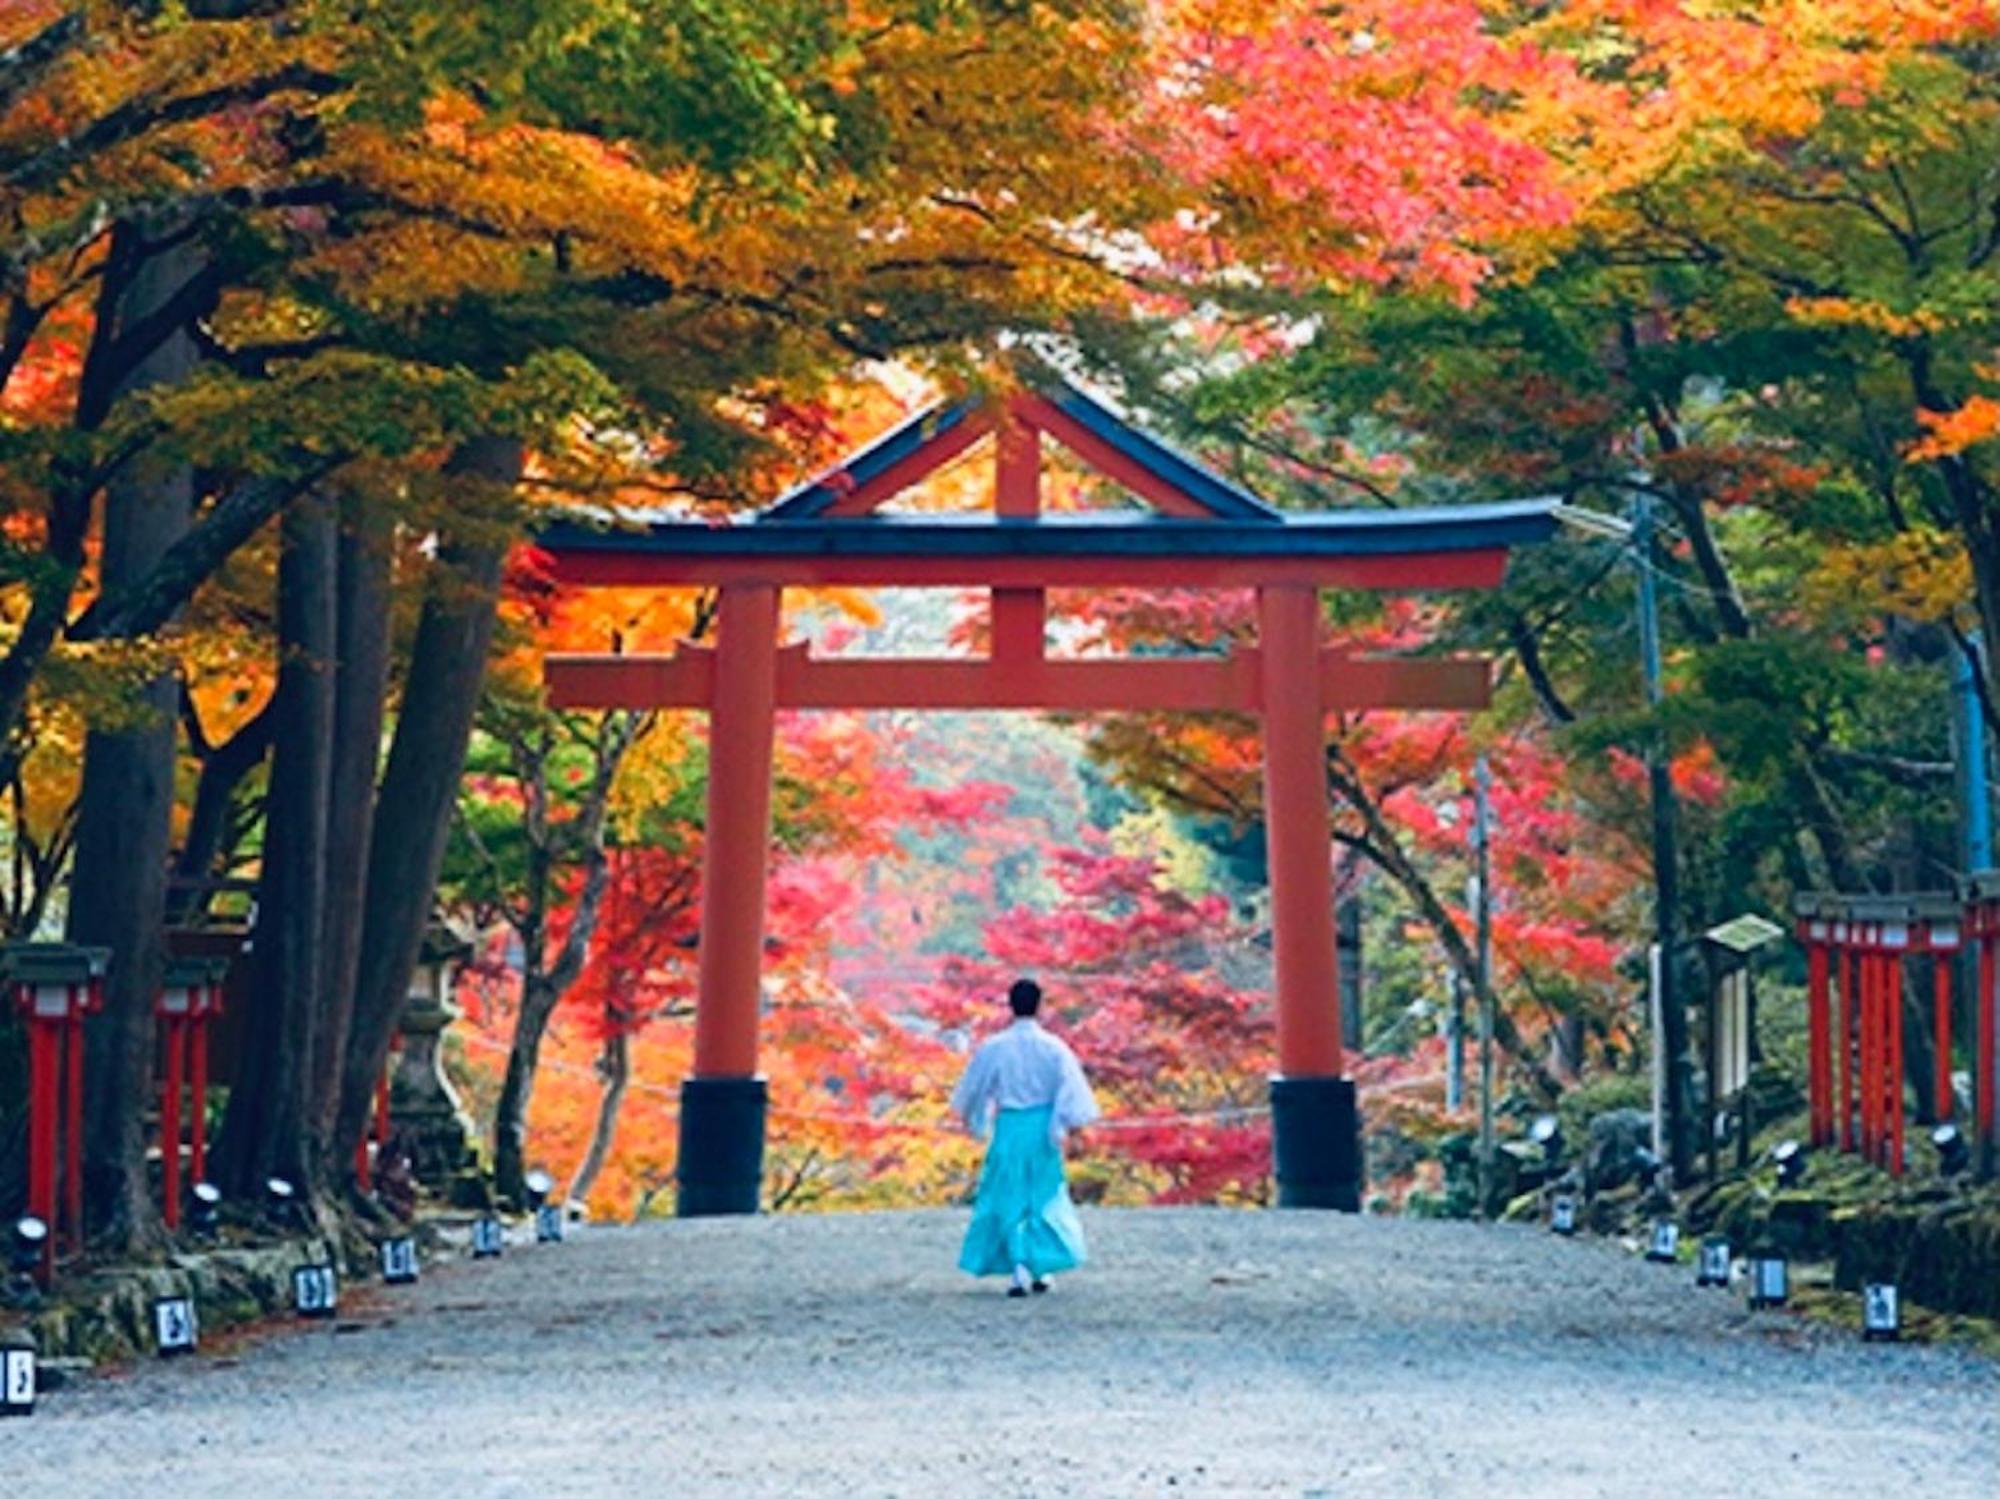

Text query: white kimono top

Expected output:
[951,1017,1100,1142]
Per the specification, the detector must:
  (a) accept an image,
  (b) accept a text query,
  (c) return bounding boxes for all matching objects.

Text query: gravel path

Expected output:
[9,1208,1996,1497]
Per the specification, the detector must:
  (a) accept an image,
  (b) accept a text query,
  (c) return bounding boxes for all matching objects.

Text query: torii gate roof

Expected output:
[536,372,1558,591]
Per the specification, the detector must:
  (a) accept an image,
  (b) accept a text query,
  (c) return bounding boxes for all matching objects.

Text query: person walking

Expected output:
[951,977,1099,1297]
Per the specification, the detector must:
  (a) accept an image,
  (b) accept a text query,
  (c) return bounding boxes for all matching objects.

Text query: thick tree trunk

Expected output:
[312,493,393,1143]
[567,1029,631,1211]
[212,497,337,1195]
[69,232,203,1249]
[335,438,520,1180]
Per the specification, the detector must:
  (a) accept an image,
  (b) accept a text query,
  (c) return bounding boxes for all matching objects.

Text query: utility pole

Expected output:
[1956,634,1993,874]
[1446,968,1465,1112]
[1474,753,1495,1213]
[1634,492,1691,1183]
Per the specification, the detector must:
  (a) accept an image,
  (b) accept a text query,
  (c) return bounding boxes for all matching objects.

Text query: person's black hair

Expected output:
[1007,978,1042,1017]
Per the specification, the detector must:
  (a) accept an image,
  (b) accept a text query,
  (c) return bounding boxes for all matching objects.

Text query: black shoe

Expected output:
[1031,1279,1050,1294]
[1006,1285,1028,1299]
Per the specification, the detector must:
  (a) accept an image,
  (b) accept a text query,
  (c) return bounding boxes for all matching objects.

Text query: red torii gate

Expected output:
[538,375,1555,1215]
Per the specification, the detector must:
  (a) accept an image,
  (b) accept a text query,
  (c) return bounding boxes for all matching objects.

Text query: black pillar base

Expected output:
[677,1076,766,1217]
[1270,1075,1362,1211]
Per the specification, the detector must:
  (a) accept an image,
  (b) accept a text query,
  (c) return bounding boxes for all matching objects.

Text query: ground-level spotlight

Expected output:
[1645,1219,1680,1263]
[1771,1139,1807,1188]
[1748,1255,1788,1309]
[524,1169,563,1243]
[188,1182,222,1240]
[9,1217,47,1280]
[380,1237,418,1284]
[153,1295,198,1357]
[265,1176,301,1230]
[1529,1114,1564,1166]
[1632,1146,1663,1189]
[1549,1192,1578,1236]
[1931,1123,1970,1177]
[1862,1283,1901,1341]
[523,1168,554,1210]
[471,1215,504,1259]
[292,1263,338,1319]
[1,1340,35,1417]
[1696,1237,1731,1288]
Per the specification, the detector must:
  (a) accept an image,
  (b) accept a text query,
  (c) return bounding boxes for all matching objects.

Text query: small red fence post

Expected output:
[2,944,110,1284]
[188,967,222,1189]
[1838,941,1855,1151]
[156,957,229,1229]
[1965,872,1998,1175]
[1803,932,1831,1146]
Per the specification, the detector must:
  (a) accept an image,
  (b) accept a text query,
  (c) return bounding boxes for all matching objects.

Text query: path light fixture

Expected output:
[380,1237,419,1284]
[1748,1254,1788,1309]
[187,1182,222,1240]
[292,1263,338,1319]
[1,1340,34,1417]
[265,1176,301,1231]
[1696,1236,1731,1288]
[1930,1123,1969,1177]
[1645,1219,1680,1263]
[1549,1192,1578,1236]
[1632,1146,1663,1189]
[471,1215,505,1259]
[8,1217,48,1282]
[1771,1138,1807,1188]
[1862,1283,1901,1342]
[153,1295,198,1357]
[1529,1114,1564,1166]
[523,1168,554,1209]
[524,1168,564,1243]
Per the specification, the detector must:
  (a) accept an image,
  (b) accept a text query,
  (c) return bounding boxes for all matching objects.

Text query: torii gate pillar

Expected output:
[1259,585,1360,1208]
[678,583,780,1216]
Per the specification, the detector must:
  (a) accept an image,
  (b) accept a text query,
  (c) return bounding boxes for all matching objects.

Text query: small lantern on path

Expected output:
[1645,1220,1679,1263]
[153,1295,198,1357]
[381,1237,419,1284]
[1,1341,34,1417]
[1862,1283,1901,1342]
[1549,1193,1577,1236]
[1748,1255,1788,1309]
[471,1216,505,1258]
[293,1264,338,1319]
[1696,1237,1731,1288]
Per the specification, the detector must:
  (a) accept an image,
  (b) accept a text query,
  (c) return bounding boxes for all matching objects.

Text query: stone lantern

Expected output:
[391,924,477,1189]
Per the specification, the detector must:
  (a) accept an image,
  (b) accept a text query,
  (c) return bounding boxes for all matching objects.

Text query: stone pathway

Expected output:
[9,1208,1996,1496]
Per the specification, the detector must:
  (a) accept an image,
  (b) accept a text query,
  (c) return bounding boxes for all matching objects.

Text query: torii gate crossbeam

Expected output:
[539,381,1555,1215]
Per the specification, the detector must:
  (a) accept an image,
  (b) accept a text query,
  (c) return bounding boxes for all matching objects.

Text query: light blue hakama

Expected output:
[958,1104,1088,1279]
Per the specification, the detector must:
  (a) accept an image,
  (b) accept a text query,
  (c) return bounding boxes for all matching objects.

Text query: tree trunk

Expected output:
[212,497,337,1195]
[567,1029,631,1212]
[166,697,274,923]
[493,973,562,1205]
[335,438,519,1180]
[69,231,203,1249]
[312,492,393,1143]
[489,713,635,1203]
